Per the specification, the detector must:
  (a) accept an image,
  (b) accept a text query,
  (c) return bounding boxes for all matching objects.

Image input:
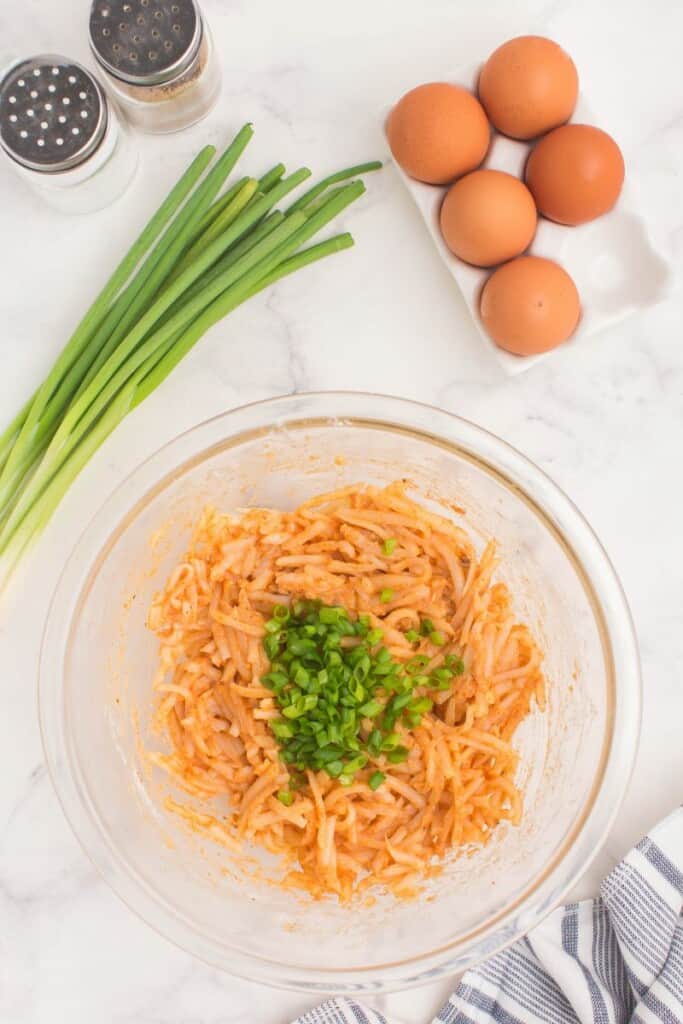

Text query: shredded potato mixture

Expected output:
[147,482,545,900]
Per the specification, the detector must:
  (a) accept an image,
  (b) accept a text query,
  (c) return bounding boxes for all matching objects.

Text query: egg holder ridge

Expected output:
[385,65,672,375]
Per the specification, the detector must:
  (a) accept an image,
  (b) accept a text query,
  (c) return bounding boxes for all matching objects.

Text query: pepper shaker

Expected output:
[0,54,137,213]
[88,0,222,134]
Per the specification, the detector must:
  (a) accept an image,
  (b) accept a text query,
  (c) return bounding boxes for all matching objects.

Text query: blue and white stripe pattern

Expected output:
[293,808,683,1024]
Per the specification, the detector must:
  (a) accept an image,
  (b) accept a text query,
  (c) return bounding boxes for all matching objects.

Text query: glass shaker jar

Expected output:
[88,0,222,134]
[0,54,137,214]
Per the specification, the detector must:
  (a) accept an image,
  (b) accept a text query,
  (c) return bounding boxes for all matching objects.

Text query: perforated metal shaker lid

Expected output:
[0,55,108,173]
[89,0,203,87]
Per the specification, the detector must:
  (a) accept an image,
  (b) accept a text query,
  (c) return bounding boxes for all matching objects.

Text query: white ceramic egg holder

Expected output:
[385,64,672,374]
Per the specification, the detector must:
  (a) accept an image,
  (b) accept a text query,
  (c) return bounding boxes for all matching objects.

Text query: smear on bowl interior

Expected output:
[146,482,545,901]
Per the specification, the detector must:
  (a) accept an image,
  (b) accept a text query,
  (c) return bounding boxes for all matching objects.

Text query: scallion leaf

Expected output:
[0,132,381,575]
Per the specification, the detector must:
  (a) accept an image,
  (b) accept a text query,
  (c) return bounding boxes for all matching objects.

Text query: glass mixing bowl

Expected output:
[39,392,641,992]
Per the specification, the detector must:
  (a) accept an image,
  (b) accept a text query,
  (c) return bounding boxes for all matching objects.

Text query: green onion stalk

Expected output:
[0,127,380,581]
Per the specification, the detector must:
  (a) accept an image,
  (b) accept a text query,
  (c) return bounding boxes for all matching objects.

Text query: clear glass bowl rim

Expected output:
[38,391,641,992]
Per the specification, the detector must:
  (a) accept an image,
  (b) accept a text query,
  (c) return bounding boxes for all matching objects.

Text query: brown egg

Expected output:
[525,124,625,225]
[479,35,578,140]
[387,82,490,185]
[480,256,580,355]
[440,169,537,267]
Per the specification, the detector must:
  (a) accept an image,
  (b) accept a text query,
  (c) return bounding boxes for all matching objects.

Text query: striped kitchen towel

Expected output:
[293,806,683,1024]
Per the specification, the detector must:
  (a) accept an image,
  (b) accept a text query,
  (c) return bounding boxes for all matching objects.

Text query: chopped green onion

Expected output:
[319,605,346,624]
[367,729,383,756]
[270,720,295,739]
[387,747,409,764]
[405,629,420,643]
[406,655,429,674]
[432,678,452,692]
[263,635,280,659]
[349,679,366,704]
[277,790,294,807]
[389,692,414,714]
[359,698,384,718]
[368,771,385,791]
[409,697,433,715]
[420,618,435,636]
[317,745,344,763]
[382,537,397,556]
[261,600,454,786]
[430,630,445,646]
[353,657,371,682]
[380,588,394,604]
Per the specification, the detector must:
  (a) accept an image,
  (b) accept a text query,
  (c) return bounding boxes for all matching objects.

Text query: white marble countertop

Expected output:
[1,1,681,1021]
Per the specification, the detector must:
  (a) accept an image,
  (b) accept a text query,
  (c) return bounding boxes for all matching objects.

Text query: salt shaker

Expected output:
[88,0,222,134]
[0,54,137,214]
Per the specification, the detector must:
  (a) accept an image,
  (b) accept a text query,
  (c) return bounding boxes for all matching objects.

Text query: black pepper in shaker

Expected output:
[88,0,222,133]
